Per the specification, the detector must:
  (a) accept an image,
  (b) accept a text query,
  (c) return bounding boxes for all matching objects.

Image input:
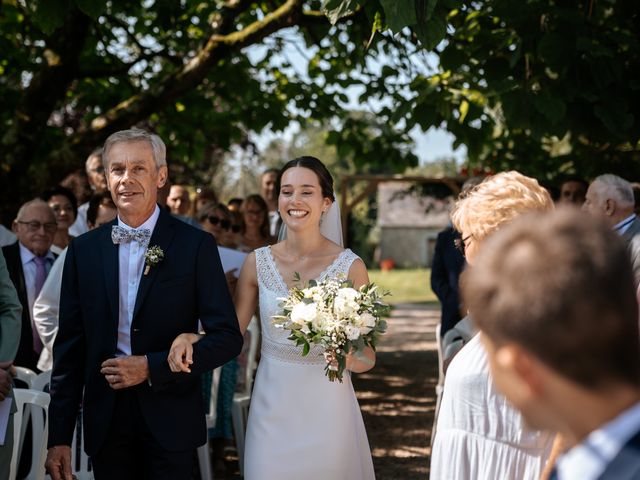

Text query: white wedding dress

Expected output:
[244,246,376,480]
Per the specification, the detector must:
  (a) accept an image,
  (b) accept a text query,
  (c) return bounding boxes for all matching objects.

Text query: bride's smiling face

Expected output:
[278,166,332,231]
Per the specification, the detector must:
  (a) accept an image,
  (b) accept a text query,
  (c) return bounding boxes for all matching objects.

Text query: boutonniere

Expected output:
[144,245,164,275]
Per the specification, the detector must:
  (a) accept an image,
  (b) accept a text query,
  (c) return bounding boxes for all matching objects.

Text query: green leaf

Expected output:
[415,15,447,50]
[380,0,417,33]
[533,91,566,124]
[32,0,72,35]
[74,0,106,19]
[322,0,361,25]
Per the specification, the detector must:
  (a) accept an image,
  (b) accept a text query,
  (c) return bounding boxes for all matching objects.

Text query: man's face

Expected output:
[559,181,586,206]
[89,204,118,229]
[582,182,608,219]
[261,172,278,202]
[87,155,108,193]
[167,185,191,215]
[105,140,167,226]
[13,203,56,256]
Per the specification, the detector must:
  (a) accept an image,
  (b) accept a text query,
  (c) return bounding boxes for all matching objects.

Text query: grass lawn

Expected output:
[368,268,438,305]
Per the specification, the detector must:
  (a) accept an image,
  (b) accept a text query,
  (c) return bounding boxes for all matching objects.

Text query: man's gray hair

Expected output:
[15,198,54,222]
[85,147,103,172]
[102,129,167,169]
[594,174,634,207]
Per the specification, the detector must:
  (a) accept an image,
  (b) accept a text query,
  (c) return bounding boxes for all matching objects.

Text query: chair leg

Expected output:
[197,442,214,480]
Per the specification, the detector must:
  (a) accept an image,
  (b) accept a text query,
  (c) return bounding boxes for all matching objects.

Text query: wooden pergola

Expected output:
[338,174,463,246]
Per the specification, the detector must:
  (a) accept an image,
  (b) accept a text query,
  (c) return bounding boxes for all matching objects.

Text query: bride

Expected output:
[168,156,376,479]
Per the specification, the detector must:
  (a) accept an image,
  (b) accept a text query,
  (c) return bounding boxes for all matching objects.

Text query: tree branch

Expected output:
[69,0,308,151]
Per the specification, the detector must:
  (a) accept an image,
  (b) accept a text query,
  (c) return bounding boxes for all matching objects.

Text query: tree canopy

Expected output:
[1,0,639,220]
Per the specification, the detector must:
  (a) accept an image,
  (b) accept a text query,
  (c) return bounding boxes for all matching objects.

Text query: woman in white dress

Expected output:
[430,171,556,479]
[168,156,376,480]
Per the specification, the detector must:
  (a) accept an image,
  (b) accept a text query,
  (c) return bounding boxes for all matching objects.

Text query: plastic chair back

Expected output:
[10,389,50,480]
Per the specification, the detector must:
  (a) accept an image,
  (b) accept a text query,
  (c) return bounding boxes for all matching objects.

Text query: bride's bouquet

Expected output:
[272,273,389,382]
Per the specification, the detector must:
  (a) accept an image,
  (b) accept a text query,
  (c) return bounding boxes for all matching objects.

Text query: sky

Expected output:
[246,27,467,166]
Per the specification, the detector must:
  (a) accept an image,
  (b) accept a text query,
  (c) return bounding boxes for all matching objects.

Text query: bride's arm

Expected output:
[347,258,376,374]
[168,253,258,373]
[233,251,259,334]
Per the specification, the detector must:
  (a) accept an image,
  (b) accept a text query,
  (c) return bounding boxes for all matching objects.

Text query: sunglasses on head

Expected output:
[208,216,241,233]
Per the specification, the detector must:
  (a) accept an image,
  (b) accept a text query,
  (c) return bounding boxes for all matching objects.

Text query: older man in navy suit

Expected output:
[45,129,243,480]
[464,208,640,480]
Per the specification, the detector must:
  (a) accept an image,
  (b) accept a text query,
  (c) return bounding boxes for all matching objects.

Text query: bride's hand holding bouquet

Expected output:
[272,273,389,382]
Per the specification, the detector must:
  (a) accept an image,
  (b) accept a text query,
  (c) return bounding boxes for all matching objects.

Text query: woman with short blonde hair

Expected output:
[431,171,555,480]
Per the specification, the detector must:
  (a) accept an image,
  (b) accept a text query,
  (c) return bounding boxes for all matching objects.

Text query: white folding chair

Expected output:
[31,370,51,393]
[13,366,37,388]
[10,389,50,480]
[231,316,260,476]
[69,406,94,480]
[197,366,221,480]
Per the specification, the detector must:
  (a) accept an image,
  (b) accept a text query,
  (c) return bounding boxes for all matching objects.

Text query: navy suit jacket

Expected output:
[48,209,243,455]
[430,226,465,336]
[598,427,640,479]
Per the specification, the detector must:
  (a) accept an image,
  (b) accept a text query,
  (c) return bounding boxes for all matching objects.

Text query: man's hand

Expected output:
[100,355,149,389]
[0,361,13,401]
[45,445,73,480]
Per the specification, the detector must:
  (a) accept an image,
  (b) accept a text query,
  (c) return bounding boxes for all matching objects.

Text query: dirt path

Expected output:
[352,303,439,480]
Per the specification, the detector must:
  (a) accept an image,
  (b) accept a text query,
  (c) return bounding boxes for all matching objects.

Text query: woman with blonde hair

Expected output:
[431,171,556,479]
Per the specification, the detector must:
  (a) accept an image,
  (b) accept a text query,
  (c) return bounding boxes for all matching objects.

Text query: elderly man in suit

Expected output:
[583,174,640,287]
[2,199,57,372]
[464,208,640,480]
[0,250,23,479]
[45,129,243,480]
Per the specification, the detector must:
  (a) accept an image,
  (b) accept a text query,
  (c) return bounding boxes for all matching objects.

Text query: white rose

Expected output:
[290,302,317,326]
[357,312,376,335]
[345,324,361,341]
[334,288,360,317]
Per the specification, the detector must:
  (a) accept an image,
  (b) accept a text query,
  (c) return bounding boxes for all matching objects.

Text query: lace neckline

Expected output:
[266,246,351,292]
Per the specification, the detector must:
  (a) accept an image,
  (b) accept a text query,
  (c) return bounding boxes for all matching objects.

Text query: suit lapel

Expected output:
[101,220,119,325]
[132,210,176,320]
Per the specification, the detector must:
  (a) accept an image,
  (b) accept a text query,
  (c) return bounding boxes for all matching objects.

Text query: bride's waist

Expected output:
[261,340,327,365]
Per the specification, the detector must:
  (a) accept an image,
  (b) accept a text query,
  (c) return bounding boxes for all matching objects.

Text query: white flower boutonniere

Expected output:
[144,245,164,275]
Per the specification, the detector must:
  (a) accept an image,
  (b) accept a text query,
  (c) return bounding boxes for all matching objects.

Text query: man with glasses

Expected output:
[2,199,57,371]
[69,148,108,237]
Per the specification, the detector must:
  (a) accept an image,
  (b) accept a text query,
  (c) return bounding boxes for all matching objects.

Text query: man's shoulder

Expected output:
[1,241,19,260]
[598,427,640,479]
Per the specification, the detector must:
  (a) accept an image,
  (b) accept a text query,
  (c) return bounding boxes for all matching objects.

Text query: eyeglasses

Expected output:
[454,234,473,257]
[90,166,105,174]
[17,220,58,233]
[208,216,241,233]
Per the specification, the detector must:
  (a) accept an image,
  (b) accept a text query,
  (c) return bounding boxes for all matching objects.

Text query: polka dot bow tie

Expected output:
[111,225,152,248]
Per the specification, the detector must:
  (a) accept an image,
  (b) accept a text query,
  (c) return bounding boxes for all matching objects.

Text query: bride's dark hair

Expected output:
[276,156,335,202]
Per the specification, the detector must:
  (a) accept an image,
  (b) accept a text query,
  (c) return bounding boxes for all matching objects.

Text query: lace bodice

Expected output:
[255,246,360,364]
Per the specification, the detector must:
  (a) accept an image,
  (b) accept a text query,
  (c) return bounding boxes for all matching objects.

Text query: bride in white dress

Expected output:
[168,156,376,480]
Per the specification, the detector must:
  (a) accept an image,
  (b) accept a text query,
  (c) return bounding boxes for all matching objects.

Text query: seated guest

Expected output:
[2,199,57,371]
[42,186,78,254]
[227,197,243,213]
[33,192,117,371]
[430,171,555,479]
[194,187,218,217]
[238,194,275,252]
[198,202,241,249]
[69,148,107,236]
[556,176,588,206]
[584,174,640,287]
[464,208,640,480]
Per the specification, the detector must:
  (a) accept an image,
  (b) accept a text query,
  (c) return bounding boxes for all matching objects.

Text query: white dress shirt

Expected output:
[33,248,67,371]
[557,402,640,480]
[19,242,55,323]
[116,206,160,356]
[68,202,89,237]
